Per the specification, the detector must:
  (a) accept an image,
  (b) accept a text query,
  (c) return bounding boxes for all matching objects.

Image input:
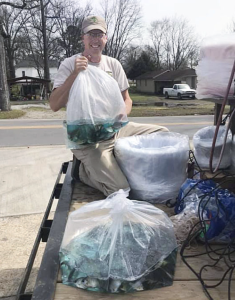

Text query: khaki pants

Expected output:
[72,122,168,196]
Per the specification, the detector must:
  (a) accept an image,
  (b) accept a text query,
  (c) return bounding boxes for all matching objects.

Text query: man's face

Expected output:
[83,29,107,55]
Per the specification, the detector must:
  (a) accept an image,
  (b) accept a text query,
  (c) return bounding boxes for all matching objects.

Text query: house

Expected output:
[8,76,51,100]
[15,56,58,82]
[135,68,197,95]
[12,56,59,99]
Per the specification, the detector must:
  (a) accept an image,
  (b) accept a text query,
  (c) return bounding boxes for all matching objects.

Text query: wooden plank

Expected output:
[71,181,175,216]
[54,281,235,300]
[71,181,104,202]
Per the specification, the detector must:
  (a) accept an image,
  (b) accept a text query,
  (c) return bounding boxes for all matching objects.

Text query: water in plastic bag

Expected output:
[59,189,178,293]
[66,118,128,146]
[66,64,128,149]
[193,126,232,169]
[114,132,190,203]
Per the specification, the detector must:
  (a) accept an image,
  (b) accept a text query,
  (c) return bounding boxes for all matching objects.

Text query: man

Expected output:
[50,15,168,196]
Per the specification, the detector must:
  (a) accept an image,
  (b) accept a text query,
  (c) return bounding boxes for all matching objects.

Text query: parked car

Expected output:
[163,84,196,99]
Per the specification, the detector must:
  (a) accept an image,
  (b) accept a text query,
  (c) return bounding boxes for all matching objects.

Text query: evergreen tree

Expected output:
[127,51,156,80]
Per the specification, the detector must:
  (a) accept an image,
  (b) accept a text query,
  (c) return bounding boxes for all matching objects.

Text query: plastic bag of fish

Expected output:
[193,126,232,169]
[114,132,190,203]
[65,64,128,149]
[59,189,178,293]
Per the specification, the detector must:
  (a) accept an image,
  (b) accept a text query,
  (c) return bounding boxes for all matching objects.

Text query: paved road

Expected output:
[0,115,215,147]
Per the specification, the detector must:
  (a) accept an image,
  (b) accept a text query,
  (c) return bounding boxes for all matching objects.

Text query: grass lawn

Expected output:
[129,93,159,103]
[0,110,26,119]
[10,100,48,105]
[128,93,230,117]
[2,92,230,118]
[24,106,66,112]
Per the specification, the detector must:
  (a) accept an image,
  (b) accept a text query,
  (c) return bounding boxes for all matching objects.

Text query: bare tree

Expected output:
[0,0,41,9]
[25,0,54,95]
[100,0,142,62]
[1,6,32,78]
[188,47,200,68]
[149,18,170,69]
[53,0,92,58]
[17,0,62,97]
[17,0,91,98]
[0,0,40,111]
[149,17,199,70]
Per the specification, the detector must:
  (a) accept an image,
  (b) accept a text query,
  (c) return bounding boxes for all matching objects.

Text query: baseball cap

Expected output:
[82,16,107,34]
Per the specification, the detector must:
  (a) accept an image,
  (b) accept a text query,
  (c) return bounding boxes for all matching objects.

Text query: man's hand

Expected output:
[73,55,92,75]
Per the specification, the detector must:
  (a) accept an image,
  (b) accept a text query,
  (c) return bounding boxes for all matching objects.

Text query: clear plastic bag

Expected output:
[196,33,235,99]
[193,126,232,169]
[200,33,235,60]
[114,132,190,203]
[196,58,235,99]
[175,178,235,243]
[59,189,177,293]
[65,65,128,149]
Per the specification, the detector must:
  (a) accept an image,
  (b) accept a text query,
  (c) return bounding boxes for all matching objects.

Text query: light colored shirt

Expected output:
[53,54,129,91]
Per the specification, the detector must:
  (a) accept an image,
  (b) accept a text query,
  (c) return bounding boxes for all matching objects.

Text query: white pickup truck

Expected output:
[163,84,196,99]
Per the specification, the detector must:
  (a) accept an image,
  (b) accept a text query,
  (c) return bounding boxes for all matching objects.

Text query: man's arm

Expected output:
[121,89,133,115]
[49,73,78,112]
[49,56,88,112]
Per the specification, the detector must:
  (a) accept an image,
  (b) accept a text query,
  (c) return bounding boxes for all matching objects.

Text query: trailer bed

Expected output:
[17,161,235,300]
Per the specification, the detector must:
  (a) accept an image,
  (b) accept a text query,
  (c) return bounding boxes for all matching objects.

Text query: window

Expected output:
[178,84,190,89]
[22,71,25,76]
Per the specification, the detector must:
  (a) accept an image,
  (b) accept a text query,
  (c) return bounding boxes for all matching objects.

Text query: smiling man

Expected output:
[49,15,168,196]
[50,16,132,114]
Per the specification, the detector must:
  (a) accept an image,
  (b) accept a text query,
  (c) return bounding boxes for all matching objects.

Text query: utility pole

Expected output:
[40,0,50,100]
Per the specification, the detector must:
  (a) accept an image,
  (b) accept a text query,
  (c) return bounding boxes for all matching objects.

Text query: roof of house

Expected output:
[135,70,168,80]
[154,68,196,81]
[15,56,58,68]
[135,68,196,81]
[8,76,51,84]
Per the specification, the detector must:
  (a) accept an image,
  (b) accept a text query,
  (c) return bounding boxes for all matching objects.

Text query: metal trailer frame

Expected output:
[16,161,74,300]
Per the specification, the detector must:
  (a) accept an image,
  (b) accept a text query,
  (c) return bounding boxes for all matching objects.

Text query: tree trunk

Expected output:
[8,51,16,78]
[0,33,10,111]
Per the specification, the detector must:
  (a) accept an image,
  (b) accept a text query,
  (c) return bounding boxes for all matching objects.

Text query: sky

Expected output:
[140,0,235,41]
[81,0,235,45]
